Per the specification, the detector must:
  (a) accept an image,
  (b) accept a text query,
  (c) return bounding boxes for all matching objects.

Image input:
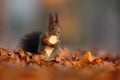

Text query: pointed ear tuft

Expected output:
[48,12,55,27]
[55,12,59,23]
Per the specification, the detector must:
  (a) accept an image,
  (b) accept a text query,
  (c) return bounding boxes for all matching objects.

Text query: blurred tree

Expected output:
[8,0,44,46]
[0,0,8,45]
[84,0,120,50]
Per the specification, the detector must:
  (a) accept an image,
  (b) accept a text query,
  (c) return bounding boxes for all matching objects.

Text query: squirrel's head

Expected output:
[48,12,62,36]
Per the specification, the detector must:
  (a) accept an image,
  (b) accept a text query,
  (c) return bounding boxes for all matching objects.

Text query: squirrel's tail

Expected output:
[19,32,41,53]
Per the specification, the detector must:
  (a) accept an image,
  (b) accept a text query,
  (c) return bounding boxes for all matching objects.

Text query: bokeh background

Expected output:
[0,0,120,51]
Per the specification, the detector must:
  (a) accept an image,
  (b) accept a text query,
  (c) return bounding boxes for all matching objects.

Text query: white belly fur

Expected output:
[48,35,58,45]
[45,46,54,57]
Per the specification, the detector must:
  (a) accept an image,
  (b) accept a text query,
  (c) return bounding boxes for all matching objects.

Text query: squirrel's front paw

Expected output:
[43,39,52,46]
[53,41,60,47]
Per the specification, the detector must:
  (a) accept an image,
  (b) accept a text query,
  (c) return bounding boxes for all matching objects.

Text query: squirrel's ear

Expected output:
[55,12,59,23]
[48,12,55,27]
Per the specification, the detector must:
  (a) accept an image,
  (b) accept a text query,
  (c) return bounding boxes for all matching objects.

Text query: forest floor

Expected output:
[0,48,119,80]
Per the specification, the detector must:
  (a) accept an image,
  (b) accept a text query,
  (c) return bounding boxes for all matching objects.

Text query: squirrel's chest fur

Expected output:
[45,35,58,56]
[44,46,54,57]
[48,35,58,45]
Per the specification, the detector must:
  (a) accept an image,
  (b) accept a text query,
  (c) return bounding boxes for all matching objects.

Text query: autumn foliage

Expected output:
[0,48,119,80]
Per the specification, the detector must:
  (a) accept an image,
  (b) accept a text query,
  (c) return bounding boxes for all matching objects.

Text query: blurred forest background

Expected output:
[0,0,120,51]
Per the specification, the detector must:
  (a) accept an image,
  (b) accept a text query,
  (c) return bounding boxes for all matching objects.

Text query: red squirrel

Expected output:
[19,12,62,60]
